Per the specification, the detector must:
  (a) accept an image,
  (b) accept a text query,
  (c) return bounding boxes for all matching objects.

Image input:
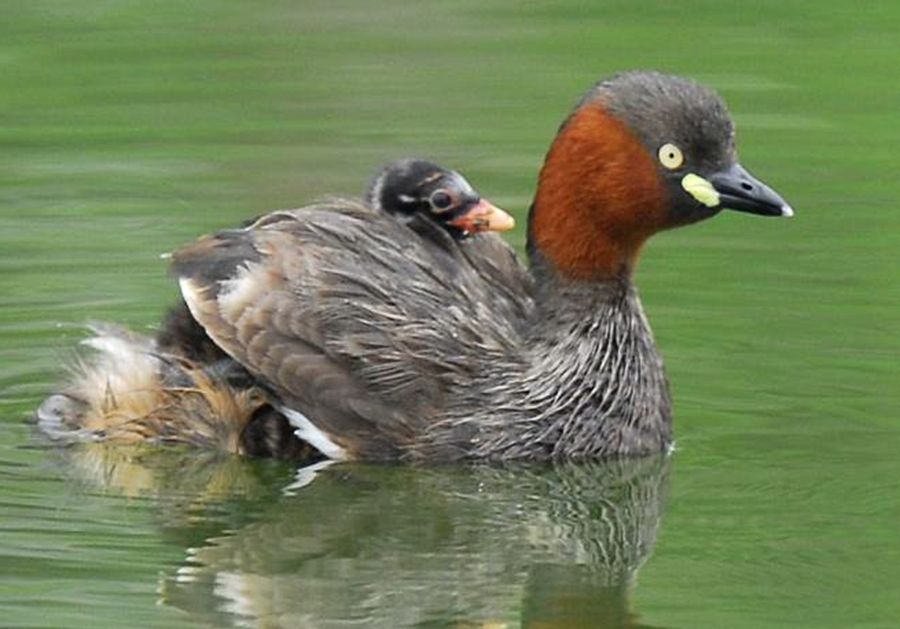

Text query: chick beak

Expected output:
[708,163,794,217]
[448,199,516,233]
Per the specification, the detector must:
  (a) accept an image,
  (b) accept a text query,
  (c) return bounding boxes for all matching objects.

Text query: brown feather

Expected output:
[173,200,532,460]
[37,325,320,462]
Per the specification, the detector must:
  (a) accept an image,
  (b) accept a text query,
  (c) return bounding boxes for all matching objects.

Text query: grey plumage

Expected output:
[436,276,671,460]
[174,200,534,460]
[174,200,670,461]
[578,70,735,173]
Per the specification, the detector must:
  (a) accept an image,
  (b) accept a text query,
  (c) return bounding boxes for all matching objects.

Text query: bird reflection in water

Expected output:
[51,442,670,627]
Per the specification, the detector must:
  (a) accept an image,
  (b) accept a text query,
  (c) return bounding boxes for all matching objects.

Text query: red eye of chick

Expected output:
[429,190,454,212]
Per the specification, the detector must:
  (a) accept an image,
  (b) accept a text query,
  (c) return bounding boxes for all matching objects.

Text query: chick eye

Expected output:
[658,143,684,170]
[429,190,454,212]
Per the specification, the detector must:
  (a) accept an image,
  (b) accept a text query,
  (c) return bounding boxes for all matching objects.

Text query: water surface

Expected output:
[2,1,899,627]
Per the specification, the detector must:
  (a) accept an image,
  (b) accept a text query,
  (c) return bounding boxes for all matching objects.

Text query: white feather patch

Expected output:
[178,277,204,321]
[80,332,160,388]
[216,262,269,322]
[279,406,347,460]
[82,335,144,359]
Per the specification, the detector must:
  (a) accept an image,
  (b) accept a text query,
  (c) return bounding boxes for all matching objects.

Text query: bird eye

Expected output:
[429,190,454,212]
[658,143,684,170]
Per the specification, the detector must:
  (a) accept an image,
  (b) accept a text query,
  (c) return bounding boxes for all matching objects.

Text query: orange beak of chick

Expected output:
[448,199,516,234]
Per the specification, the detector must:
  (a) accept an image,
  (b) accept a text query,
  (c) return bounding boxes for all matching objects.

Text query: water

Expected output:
[2,1,899,627]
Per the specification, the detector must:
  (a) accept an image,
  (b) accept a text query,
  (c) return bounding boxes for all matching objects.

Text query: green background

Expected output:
[2,1,898,627]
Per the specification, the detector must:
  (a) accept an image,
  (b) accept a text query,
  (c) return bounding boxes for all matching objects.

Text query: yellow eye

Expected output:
[658,143,684,170]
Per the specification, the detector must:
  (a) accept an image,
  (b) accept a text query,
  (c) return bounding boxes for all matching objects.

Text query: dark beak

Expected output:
[709,163,794,217]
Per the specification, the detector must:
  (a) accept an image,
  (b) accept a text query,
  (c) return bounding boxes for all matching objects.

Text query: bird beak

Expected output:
[708,163,794,217]
[448,199,516,233]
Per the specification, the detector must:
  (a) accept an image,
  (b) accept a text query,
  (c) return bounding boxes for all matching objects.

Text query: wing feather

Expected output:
[172,200,531,459]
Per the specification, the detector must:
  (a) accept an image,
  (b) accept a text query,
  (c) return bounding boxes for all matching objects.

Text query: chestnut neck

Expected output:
[527,103,668,283]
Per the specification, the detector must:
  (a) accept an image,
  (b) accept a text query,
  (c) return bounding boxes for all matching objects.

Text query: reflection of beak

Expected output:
[708,163,794,217]
[448,199,516,233]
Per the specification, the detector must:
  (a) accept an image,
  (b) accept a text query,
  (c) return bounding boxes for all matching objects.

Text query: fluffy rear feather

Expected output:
[37,324,314,460]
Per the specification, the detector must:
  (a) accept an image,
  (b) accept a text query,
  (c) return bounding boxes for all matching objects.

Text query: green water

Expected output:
[2,1,899,627]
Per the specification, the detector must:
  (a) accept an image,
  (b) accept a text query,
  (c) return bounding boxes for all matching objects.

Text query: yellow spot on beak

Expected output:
[681,173,720,208]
